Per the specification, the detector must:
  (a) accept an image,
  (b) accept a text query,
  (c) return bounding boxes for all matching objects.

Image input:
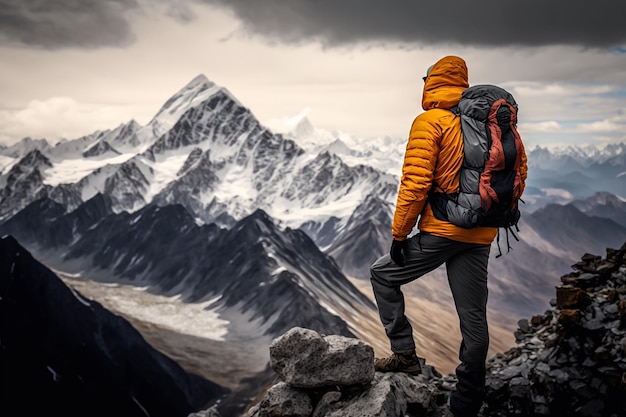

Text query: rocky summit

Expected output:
[483,242,626,417]
[191,241,626,417]
[244,327,453,417]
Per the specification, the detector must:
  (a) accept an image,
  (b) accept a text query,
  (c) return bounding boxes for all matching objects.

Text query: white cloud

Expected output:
[0,6,625,147]
[518,121,561,133]
[511,82,613,98]
[577,119,624,132]
[508,81,626,136]
[543,188,574,199]
[0,97,145,144]
[263,107,311,133]
[576,110,626,132]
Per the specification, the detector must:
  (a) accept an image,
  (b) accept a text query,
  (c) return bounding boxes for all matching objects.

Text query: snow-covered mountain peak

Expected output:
[266,111,336,152]
[531,142,625,159]
[0,137,50,159]
[604,142,626,156]
[17,148,53,169]
[232,209,277,238]
[278,116,406,175]
[320,138,353,156]
[186,74,214,89]
[290,116,316,138]
[146,74,224,137]
[587,191,626,204]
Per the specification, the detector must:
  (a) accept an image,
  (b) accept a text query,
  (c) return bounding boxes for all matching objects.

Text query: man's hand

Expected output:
[390,239,408,266]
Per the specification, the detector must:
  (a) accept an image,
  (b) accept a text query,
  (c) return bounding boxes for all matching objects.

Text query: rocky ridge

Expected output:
[0,235,227,417]
[197,241,626,417]
[483,242,626,417]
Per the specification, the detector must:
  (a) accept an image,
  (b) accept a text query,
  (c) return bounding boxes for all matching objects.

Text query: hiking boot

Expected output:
[374,351,422,375]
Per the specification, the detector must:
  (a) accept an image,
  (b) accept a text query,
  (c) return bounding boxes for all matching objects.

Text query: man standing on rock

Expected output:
[370,55,527,417]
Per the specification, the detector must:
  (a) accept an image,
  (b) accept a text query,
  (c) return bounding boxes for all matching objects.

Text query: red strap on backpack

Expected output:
[479,98,524,212]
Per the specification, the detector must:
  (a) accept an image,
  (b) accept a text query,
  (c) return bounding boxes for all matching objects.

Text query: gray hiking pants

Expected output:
[370,232,491,417]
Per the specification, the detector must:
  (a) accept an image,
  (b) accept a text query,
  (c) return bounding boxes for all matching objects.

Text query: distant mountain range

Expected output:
[278,114,626,210]
[0,193,377,338]
[1,72,624,328]
[521,143,626,211]
[0,75,396,237]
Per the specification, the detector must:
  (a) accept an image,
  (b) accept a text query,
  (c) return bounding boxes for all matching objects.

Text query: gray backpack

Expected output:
[429,85,525,255]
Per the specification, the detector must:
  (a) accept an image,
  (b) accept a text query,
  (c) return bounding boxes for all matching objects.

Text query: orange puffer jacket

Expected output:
[392,55,526,244]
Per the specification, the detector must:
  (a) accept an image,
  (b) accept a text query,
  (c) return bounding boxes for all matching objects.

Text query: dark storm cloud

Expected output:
[203,0,626,48]
[0,0,140,49]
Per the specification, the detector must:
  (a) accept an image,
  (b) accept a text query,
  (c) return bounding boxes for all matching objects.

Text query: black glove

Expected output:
[390,239,408,267]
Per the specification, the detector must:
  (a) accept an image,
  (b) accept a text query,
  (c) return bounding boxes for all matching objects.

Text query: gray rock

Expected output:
[537,347,556,363]
[584,317,605,331]
[499,365,522,380]
[269,327,375,388]
[533,404,551,415]
[548,368,569,383]
[509,352,528,366]
[325,374,407,417]
[188,405,221,417]
[569,379,594,399]
[590,377,608,395]
[582,357,597,367]
[311,391,342,417]
[509,377,530,395]
[607,319,621,329]
[486,375,507,393]
[254,382,312,417]
[577,398,604,417]
[517,318,530,333]
[534,362,550,374]
[384,373,433,407]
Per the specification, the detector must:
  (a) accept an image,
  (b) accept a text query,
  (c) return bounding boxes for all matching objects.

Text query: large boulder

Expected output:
[269,327,375,388]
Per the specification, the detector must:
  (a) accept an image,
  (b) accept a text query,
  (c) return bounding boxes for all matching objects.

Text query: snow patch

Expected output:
[43,153,136,186]
[99,286,229,340]
[47,366,60,382]
[142,153,189,201]
[0,155,16,173]
[68,286,91,307]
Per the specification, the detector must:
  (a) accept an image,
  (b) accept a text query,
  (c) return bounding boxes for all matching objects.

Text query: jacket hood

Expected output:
[421,56,469,110]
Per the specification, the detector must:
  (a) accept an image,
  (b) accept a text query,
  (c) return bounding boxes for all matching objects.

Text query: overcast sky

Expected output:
[1,0,625,149]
